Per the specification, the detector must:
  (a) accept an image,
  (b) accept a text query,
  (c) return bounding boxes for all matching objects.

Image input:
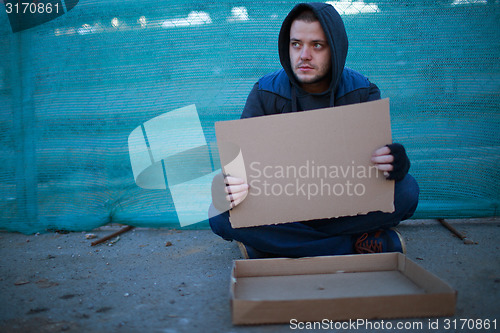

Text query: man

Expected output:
[209,2,419,258]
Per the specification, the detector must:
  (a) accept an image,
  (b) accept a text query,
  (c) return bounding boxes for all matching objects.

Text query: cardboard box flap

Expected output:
[232,253,400,278]
[401,256,456,294]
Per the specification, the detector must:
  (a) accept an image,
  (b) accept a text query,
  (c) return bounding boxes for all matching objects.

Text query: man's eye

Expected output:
[314,43,323,49]
[291,42,300,48]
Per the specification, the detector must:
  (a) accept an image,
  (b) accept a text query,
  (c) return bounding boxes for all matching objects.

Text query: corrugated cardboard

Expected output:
[215,98,394,228]
[231,253,456,325]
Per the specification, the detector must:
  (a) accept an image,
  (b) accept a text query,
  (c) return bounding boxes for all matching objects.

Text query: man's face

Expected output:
[289,19,331,93]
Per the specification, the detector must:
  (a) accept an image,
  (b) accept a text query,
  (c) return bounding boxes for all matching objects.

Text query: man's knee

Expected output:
[208,204,233,241]
[394,174,420,220]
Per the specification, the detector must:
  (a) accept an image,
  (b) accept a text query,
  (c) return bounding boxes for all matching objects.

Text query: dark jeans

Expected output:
[209,174,419,257]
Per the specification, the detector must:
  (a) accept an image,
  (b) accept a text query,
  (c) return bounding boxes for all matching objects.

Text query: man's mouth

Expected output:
[297,64,315,71]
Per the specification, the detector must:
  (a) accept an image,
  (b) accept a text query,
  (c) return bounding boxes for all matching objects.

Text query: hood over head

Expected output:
[278,2,348,100]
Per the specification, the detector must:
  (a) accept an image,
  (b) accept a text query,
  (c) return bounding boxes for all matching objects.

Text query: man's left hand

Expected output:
[371,143,410,181]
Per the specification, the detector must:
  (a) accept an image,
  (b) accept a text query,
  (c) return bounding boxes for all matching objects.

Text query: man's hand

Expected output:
[211,174,249,212]
[371,143,410,181]
[224,176,249,209]
[371,146,394,178]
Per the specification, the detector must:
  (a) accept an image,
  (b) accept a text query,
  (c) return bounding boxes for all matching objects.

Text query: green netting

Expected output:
[0,0,499,234]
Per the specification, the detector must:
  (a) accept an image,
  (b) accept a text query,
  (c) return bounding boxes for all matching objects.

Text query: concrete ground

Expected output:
[0,217,499,333]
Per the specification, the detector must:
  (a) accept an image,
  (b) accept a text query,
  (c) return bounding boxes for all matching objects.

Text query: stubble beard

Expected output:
[293,66,332,90]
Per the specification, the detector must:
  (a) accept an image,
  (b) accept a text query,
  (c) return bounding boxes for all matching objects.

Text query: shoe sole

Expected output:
[236,241,250,259]
[391,228,407,254]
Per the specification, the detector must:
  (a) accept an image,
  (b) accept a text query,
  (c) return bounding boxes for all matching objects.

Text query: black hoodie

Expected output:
[239,3,410,181]
[279,2,348,109]
[241,2,381,118]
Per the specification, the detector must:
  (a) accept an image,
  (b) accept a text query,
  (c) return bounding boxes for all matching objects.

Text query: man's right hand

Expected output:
[211,173,249,212]
[224,176,249,209]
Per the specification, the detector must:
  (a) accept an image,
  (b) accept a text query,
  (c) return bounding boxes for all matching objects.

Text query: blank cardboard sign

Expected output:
[215,98,394,228]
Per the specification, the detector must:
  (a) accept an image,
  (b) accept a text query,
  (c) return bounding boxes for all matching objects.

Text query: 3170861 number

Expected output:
[443,319,497,330]
[5,2,60,14]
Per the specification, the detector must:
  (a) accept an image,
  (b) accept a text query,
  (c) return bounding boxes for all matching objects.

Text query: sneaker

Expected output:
[236,241,274,259]
[353,228,406,254]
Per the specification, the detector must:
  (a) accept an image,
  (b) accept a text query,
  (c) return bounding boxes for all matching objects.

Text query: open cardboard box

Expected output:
[231,253,456,325]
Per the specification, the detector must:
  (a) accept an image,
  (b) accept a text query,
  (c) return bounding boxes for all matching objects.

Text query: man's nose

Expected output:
[300,46,312,60]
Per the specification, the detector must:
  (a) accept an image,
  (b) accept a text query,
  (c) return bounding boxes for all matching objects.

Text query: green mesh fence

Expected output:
[0,0,499,234]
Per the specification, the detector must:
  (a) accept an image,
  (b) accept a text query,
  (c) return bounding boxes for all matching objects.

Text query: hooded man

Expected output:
[209,3,419,259]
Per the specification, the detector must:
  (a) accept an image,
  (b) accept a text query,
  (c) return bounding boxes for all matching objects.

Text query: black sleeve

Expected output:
[386,143,410,181]
[367,82,381,101]
[240,83,266,119]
